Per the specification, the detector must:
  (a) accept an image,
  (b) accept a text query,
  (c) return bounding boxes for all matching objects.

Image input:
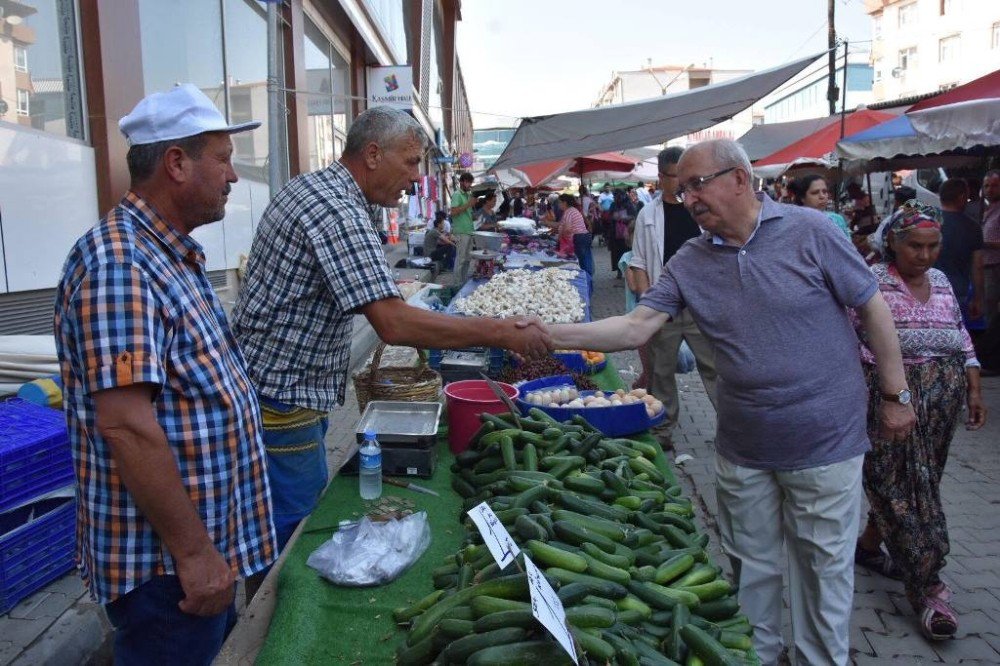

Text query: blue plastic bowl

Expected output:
[552,351,607,375]
[514,374,665,437]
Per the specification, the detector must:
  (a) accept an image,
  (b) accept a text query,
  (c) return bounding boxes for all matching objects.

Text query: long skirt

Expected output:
[862,355,966,611]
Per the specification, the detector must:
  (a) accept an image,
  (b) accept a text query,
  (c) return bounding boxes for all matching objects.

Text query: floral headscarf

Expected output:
[884,199,942,262]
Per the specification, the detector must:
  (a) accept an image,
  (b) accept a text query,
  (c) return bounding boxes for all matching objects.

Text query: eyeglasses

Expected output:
[674,167,737,202]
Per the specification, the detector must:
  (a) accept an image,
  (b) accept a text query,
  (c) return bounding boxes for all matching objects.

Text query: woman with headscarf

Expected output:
[850,201,987,641]
[788,174,851,238]
[609,188,637,279]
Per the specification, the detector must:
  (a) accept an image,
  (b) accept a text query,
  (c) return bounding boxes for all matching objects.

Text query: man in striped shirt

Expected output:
[54,85,276,664]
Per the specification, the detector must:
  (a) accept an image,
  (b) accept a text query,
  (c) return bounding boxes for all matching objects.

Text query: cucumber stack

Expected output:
[394,408,758,666]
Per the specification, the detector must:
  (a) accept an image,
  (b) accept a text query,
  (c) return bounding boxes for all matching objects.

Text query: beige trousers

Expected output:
[454,234,474,285]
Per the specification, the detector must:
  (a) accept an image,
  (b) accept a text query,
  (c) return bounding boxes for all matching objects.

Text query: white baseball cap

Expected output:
[119,83,260,146]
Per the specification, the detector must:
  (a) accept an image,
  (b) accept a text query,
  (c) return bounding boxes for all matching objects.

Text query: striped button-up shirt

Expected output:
[54,192,276,604]
[232,161,400,412]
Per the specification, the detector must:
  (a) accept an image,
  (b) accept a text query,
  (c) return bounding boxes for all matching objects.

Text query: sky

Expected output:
[456,0,873,129]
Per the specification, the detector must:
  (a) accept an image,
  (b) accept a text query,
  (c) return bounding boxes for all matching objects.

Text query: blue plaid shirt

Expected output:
[232,161,400,411]
[54,192,277,604]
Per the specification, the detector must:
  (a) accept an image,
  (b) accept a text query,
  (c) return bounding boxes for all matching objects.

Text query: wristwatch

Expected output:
[881,388,912,405]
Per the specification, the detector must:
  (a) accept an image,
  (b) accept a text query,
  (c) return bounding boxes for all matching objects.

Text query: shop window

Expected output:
[304,17,350,172]
[1,0,85,139]
[138,0,225,112]
[898,46,917,72]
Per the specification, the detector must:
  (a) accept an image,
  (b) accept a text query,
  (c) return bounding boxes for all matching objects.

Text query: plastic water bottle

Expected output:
[359,429,382,500]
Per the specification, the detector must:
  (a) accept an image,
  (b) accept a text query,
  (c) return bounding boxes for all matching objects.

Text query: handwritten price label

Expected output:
[524,556,579,664]
[467,502,520,569]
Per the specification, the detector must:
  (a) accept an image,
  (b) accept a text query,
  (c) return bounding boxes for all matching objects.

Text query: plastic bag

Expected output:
[676,341,696,374]
[307,511,431,587]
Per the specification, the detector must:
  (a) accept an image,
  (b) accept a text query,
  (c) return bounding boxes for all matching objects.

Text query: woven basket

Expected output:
[353,343,442,414]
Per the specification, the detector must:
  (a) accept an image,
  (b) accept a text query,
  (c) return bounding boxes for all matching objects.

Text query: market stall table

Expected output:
[253,361,676,664]
[445,268,593,323]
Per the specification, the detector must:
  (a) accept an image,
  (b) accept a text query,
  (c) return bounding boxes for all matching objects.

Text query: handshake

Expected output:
[499,315,557,359]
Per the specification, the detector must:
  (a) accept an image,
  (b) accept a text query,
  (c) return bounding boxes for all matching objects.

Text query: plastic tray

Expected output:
[513,374,666,437]
[0,495,76,614]
[0,400,74,513]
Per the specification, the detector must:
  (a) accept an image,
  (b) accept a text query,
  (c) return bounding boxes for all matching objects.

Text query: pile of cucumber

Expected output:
[392,409,758,666]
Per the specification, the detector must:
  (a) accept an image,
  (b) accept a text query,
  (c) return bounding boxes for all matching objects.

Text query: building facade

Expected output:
[0,0,472,332]
[866,0,1000,102]
[592,62,757,148]
[761,58,874,124]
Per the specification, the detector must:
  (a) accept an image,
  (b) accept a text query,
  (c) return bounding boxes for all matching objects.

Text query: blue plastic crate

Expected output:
[0,400,74,513]
[513,374,666,436]
[0,495,76,614]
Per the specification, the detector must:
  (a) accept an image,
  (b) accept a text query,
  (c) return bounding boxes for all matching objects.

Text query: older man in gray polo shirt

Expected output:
[546,139,916,665]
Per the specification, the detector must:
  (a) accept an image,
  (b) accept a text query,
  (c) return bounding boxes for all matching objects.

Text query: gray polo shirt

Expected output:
[639,195,877,470]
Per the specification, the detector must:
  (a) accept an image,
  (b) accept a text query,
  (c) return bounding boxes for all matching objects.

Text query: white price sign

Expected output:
[467,502,520,569]
[524,556,579,664]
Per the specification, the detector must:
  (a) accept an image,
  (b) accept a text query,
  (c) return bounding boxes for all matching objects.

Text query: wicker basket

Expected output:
[353,343,442,414]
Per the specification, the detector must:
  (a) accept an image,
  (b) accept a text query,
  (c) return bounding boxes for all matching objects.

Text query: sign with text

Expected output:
[467,502,520,569]
[524,556,578,664]
[367,65,414,110]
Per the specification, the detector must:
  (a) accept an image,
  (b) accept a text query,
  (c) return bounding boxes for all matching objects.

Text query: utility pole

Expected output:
[827,0,837,116]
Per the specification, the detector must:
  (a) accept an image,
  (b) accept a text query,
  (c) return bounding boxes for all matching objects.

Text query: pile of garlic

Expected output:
[452,268,585,324]
[525,387,665,419]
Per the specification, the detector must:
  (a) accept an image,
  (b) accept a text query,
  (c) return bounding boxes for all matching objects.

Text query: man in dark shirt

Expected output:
[935,179,984,321]
[629,146,717,430]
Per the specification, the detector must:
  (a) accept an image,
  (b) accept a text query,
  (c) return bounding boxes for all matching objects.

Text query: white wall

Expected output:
[0,122,99,293]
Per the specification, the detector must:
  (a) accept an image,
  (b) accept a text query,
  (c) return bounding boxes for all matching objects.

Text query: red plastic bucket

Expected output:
[443,380,519,454]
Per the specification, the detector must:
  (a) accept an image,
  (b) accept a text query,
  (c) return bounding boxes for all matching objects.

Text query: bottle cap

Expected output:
[364,429,377,441]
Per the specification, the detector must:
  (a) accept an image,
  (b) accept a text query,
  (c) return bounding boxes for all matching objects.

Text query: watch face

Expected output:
[899,389,912,405]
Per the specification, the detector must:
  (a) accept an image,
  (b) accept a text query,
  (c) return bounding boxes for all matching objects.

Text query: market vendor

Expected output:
[540,193,594,279]
[232,106,552,557]
[537,139,915,665]
[449,172,476,283]
[423,211,457,270]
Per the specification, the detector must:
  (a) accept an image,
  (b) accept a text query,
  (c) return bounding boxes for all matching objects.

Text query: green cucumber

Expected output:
[603,630,642,666]
[556,582,592,606]
[628,455,665,482]
[664,525,695,549]
[633,639,683,665]
[719,631,753,651]
[563,473,605,496]
[524,539,588,573]
[565,604,616,628]
[628,580,700,610]
[408,573,529,645]
[395,632,438,666]
[512,484,551,509]
[673,564,719,588]
[473,609,537,632]
[439,617,475,637]
[466,640,574,666]
[582,541,633,569]
[582,594,618,610]
[523,442,538,472]
[571,626,616,661]
[545,567,629,599]
[614,495,644,510]
[556,492,630,522]
[667,602,690,662]
[469,595,532,617]
[679,624,739,666]
[514,514,548,542]
[617,608,646,625]
[615,594,654,619]
[552,520,618,554]
[679,580,733,603]
[581,551,632,585]
[551,509,629,541]
[392,588,445,624]
[693,598,740,622]
[655,553,696,585]
[442,627,528,663]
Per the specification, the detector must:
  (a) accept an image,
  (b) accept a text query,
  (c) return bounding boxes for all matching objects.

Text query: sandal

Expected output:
[919,583,958,640]
[854,543,904,581]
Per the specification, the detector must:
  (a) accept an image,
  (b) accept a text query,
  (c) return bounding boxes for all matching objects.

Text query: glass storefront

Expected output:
[304,16,349,172]
[0,0,84,139]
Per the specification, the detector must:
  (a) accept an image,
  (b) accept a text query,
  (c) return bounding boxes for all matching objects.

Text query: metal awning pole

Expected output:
[267,0,282,199]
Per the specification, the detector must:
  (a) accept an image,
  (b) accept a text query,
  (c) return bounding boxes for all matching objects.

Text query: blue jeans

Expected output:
[104,576,236,666]
[573,233,595,282]
[259,395,330,550]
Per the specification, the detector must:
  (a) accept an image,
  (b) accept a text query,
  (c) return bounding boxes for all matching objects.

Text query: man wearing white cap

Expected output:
[54,84,277,664]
